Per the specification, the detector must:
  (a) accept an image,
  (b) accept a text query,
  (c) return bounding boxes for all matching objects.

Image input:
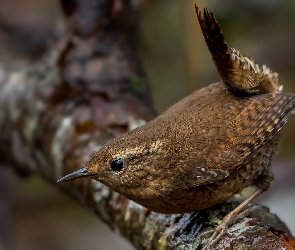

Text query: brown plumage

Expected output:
[58,6,295,248]
[197,8,281,95]
[60,80,294,212]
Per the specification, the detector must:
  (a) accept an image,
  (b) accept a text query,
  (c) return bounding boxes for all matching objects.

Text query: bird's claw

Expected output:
[197,223,229,250]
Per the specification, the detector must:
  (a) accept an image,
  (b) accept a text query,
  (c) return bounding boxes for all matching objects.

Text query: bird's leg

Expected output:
[198,188,264,250]
[233,205,266,222]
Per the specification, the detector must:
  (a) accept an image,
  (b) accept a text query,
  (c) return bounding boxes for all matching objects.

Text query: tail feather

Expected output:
[195,6,281,95]
[195,6,232,83]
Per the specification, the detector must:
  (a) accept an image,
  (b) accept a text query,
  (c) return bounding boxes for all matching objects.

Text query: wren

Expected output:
[58,6,295,249]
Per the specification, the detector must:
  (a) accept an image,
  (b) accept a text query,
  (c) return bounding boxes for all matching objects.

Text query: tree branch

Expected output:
[0,1,294,249]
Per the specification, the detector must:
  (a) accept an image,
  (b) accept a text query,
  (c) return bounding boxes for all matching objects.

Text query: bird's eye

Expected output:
[110,158,124,172]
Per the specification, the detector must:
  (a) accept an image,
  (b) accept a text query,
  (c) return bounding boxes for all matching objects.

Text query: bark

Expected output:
[0,1,294,249]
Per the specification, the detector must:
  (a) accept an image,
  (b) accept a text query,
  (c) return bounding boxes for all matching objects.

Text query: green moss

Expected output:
[176,243,200,250]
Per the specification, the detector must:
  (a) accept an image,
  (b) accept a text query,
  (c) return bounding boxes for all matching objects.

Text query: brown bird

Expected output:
[58,6,295,249]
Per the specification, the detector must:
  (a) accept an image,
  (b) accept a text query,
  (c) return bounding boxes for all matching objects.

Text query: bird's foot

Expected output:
[197,189,264,249]
[197,210,234,250]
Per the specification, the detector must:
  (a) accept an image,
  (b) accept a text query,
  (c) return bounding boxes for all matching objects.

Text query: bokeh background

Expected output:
[1,0,295,249]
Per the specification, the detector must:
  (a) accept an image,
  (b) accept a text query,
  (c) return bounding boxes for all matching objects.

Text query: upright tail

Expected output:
[195,6,281,96]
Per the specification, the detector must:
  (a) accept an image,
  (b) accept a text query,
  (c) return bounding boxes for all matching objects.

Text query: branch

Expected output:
[0,1,294,249]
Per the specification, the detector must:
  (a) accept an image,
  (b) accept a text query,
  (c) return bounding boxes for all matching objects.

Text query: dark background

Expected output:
[1,0,295,249]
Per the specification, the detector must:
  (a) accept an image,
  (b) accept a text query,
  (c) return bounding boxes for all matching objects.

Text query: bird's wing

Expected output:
[201,93,295,172]
[180,93,295,188]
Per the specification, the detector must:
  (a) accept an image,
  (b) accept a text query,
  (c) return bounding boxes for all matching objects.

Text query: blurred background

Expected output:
[1,0,295,249]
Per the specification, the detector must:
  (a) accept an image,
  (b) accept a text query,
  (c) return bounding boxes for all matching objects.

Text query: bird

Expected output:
[58,6,295,249]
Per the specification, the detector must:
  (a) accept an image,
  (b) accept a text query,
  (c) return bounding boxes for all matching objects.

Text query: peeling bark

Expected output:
[0,1,294,249]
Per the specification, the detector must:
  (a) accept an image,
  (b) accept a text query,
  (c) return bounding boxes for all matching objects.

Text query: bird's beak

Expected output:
[57,167,93,182]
